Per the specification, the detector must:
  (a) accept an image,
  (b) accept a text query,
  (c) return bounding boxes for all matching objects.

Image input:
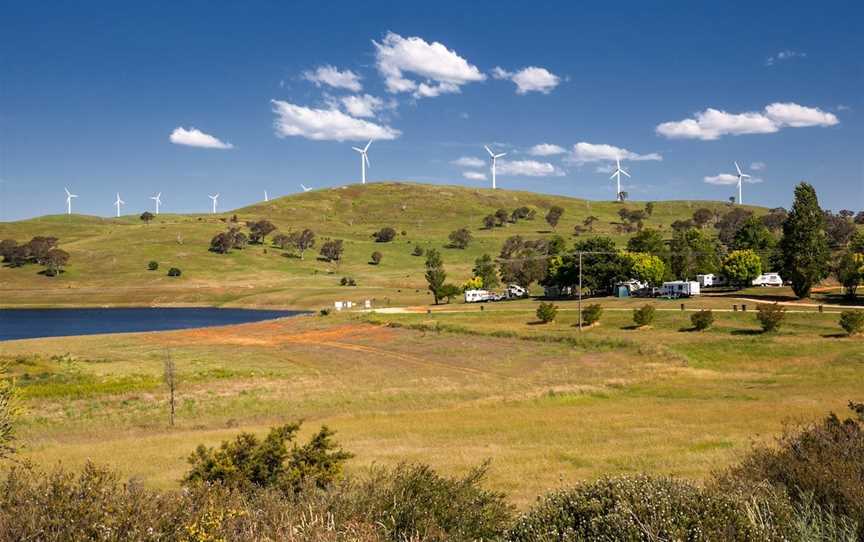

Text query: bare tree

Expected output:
[163,350,177,427]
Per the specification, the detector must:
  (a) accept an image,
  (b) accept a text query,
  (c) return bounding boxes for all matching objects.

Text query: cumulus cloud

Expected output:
[497,159,564,177]
[766,50,806,66]
[373,32,485,98]
[271,100,400,141]
[704,173,763,185]
[452,156,485,168]
[492,66,560,94]
[528,143,566,156]
[750,161,766,171]
[565,142,662,164]
[338,94,394,118]
[656,102,838,140]
[169,127,233,149]
[462,171,487,181]
[302,65,362,92]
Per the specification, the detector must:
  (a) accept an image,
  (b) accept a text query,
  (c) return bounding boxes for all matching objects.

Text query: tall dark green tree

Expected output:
[424,249,446,305]
[669,228,721,279]
[472,254,499,289]
[780,182,830,298]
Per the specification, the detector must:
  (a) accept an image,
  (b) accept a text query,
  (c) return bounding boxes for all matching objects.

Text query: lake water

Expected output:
[0,307,307,341]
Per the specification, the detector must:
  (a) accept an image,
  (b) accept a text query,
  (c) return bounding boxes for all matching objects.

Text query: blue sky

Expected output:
[1,1,862,220]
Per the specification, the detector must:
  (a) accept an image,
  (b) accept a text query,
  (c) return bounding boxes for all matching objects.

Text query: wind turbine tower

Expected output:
[150,192,162,214]
[484,145,507,189]
[734,162,750,205]
[114,193,125,217]
[609,158,630,202]
[208,193,219,214]
[64,187,78,215]
[351,140,372,184]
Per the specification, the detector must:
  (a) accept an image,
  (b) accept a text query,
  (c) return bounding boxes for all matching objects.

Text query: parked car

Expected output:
[752,273,783,287]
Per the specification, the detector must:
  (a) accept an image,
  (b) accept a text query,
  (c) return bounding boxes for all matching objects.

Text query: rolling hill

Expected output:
[0,182,766,309]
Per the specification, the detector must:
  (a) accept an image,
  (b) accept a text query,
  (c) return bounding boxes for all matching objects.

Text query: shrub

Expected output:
[167,267,182,277]
[757,303,785,332]
[411,245,424,257]
[536,302,558,324]
[691,309,714,331]
[340,277,356,286]
[447,228,472,249]
[582,303,603,326]
[147,260,159,271]
[319,239,344,262]
[508,475,775,541]
[632,304,656,327]
[319,308,331,316]
[716,403,864,538]
[185,422,352,492]
[839,310,864,336]
[370,251,382,265]
[372,227,396,243]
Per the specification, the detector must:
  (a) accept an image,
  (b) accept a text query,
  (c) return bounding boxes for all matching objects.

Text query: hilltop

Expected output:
[0,182,765,309]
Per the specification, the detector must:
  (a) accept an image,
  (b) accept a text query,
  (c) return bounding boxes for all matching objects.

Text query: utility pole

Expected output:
[578,251,583,332]
[163,349,176,427]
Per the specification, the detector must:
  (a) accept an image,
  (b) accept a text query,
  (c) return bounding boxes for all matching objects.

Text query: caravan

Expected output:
[752,273,783,287]
[661,281,701,298]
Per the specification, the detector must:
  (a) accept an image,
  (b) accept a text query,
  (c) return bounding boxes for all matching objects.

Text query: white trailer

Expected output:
[752,273,783,287]
[464,289,494,303]
[662,281,701,297]
[697,274,726,287]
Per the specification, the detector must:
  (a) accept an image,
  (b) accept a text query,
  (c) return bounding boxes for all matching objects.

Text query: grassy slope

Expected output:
[0,182,765,309]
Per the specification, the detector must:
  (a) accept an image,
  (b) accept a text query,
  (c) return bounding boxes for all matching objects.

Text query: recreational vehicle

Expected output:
[661,281,701,297]
[752,273,783,287]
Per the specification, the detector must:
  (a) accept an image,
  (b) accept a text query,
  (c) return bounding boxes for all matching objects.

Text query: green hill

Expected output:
[0,182,765,309]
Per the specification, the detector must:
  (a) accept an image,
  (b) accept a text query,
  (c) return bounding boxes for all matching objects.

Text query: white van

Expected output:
[752,273,783,287]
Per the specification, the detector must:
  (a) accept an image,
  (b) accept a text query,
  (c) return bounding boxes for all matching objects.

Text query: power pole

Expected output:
[163,349,176,427]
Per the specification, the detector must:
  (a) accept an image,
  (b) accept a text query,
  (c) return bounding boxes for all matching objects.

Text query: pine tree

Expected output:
[780,182,830,298]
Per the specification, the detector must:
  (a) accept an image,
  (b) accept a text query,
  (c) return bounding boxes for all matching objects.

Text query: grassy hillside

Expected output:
[1,182,766,309]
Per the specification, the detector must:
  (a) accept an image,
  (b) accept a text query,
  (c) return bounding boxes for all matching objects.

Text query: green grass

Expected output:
[1,182,773,309]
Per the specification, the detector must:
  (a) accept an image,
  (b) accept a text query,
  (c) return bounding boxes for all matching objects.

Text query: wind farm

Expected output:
[2,3,862,539]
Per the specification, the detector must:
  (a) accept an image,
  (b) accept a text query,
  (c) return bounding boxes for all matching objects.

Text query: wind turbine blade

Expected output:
[621,169,631,178]
[609,171,617,180]
[735,162,742,175]
[65,187,71,196]
[364,153,370,167]
[484,145,494,157]
[496,152,507,158]
[364,139,372,152]
[352,147,363,153]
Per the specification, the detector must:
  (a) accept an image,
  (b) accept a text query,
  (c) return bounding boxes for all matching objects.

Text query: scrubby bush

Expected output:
[372,227,396,243]
[716,402,864,539]
[757,303,785,332]
[411,245,424,257]
[370,251,382,265]
[185,422,352,492]
[319,239,344,262]
[839,310,864,336]
[147,260,159,271]
[508,475,778,541]
[691,309,714,331]
[167,267,182,277]
[340,277,356,286]
[535,302,558,324]
[582,303,603,326]
[447,228,472,249]
[632,304,656,327]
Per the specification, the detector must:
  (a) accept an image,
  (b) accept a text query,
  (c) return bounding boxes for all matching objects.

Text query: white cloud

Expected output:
[704,173,763,185]
[270,100,400,141]
[836,104,851,111]
[528,143,566,156]
[766,50,806,66]
[565,142,662,164]
[302,65,362,92]
[595,164,615,174]
[492,66,561,94]
[373,32,485,98]
[750,161,766,171]
[452,156,485,168]
[656,102,838,140]
[169,127,233,149]
[338,94,394,118]
[462,171,487,181]
[497,159,564,177]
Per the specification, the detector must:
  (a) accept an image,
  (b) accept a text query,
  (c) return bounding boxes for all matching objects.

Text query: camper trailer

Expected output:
[464,289,494,303]
[752,273,783,287]
[661,281,701,298]
[697,274,726,287]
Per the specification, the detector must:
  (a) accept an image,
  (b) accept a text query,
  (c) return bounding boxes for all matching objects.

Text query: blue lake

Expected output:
[0,307,307,341]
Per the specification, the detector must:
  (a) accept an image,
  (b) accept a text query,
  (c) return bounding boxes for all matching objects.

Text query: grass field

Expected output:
[1,182,773,309]
[4,300,862,506]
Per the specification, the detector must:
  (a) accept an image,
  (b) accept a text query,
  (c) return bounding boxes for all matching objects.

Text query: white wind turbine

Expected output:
[113,193,125,217]
[484,145,507,189]
[264,190,269,202]
[351,140,372,184]
[300,184,312,192]
[64,187,78,215]
[609,158,630,202]
[208,193,219,214]
[150,192,162,214]
[734,161,750,205]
